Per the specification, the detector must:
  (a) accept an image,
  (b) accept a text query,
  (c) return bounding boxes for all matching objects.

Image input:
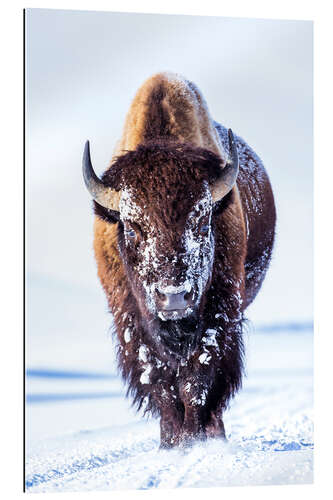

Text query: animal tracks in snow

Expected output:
[25,329,313,492]
[26,411,313,492]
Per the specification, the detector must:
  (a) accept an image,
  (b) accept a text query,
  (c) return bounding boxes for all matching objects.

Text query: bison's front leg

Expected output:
[150,380,185,449]
[205,409,226,439]
[178,379,212,445]
[159,404,184,449]
[178,374,227,446]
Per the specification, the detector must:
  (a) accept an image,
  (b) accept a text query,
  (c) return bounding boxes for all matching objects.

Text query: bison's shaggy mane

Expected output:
[103,140,223,189]
[94,140,225,224]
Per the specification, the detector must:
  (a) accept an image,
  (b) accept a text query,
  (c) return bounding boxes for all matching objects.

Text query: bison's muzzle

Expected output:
[155,282,195,321]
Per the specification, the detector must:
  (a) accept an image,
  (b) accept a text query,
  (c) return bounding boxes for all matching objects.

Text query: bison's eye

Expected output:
[124,221,142,243]
[198,215,210,235]
[126,228,136,238]
[200,224,209,235]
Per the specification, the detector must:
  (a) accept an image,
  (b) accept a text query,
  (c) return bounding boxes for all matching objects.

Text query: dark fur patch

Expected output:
[102,140,224,191]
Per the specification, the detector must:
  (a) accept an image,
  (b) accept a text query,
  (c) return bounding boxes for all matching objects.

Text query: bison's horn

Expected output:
[82,141,120,211]
[211,129,239,203]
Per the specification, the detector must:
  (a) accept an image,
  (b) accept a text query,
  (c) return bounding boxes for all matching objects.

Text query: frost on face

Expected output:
[119,188,159,313]
[119,183,215,316]
[182,183,214,307]
[159,282,192,294]
[119,188,143,227]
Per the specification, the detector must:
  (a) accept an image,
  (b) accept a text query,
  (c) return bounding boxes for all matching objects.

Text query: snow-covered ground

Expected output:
[25,279,313,492]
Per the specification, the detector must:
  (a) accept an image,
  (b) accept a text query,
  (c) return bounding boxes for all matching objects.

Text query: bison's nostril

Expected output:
[156,288,166,301]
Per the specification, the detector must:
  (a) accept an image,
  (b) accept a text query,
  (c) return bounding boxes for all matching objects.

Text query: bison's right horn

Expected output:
[82,141,120,211]
[211,129,239,203]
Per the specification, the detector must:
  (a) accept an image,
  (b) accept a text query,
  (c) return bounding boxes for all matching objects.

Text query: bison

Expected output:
[82,72,276,448]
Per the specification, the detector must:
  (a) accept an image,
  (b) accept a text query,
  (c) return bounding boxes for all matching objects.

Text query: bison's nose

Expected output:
[155,283,194,311]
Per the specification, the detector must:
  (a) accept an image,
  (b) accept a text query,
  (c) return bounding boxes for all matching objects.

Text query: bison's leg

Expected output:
[150,381,185,448]
[180,404,207,445]
[159,404,184,449]
[205,409,226,439]
[179,403,226,446]
[178,379,227,446]
[178,380,210,446]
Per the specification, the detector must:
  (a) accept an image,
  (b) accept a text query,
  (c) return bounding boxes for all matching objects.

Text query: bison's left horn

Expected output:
[82,141,120,211]
[211,129,239,203]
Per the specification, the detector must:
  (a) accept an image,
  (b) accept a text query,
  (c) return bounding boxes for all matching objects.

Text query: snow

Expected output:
[198,352,212,365]
[203,329,219,349]
[26,287,313,493]
[182,184,214,304]
[124,328,131,343]
[140,364,152,385]
[158,282,192,294]
[138,345,149,363]
[119,188,142,224]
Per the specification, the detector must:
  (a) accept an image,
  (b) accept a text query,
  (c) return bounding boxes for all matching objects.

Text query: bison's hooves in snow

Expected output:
[159,426,227,450]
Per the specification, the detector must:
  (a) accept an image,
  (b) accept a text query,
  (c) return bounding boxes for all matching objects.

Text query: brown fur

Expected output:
[91,73,276,447]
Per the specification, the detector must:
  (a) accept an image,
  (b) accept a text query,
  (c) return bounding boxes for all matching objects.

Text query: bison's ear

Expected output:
[93,200,120,224]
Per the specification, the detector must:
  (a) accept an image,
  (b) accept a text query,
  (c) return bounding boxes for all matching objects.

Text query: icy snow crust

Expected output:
[25,328,313,492]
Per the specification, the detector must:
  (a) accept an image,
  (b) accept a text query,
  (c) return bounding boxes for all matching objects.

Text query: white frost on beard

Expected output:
[199,352,212,365]
[202,329,219,350]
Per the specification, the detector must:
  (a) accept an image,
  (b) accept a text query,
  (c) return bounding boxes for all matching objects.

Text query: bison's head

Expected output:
[83,132,238,357]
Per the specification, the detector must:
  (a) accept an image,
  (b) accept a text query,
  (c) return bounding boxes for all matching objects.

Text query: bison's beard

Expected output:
[150,310,202,362]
